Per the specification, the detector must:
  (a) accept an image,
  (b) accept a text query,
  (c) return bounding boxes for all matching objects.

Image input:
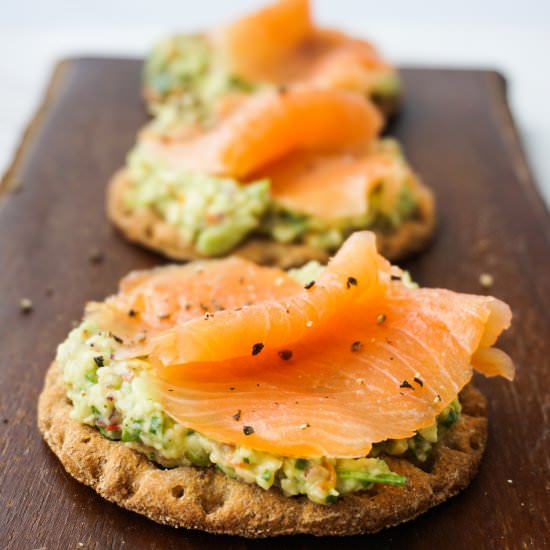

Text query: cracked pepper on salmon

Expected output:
[86,232,513,459]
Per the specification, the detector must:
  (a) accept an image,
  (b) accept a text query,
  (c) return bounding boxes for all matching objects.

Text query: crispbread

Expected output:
[38,361,487,537]
[106,168,435,269]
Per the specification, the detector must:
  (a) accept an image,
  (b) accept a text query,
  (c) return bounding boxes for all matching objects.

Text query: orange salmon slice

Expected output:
[97,232,514,458]
[148,233,390,365]
[211,0,313,79]
[209,1,393,91]
[142,87,383,179]
[157,286,511,457]
[90,258,303,345]
[260,148,407,220]
[293,29,393,88]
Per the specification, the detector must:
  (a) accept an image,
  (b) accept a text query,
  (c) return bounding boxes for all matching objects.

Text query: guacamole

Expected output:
[59,265,461,505]
[143,34,258,129]
[126,146,270,256]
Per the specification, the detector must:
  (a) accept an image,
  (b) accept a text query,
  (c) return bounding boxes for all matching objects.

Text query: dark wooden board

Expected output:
[1,58,549,549]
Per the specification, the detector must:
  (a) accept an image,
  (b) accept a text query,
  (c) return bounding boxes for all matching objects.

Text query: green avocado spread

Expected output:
[59,264,461,505]
[143,34,258,129]
[126,147,270,256]
[125,138,422,257]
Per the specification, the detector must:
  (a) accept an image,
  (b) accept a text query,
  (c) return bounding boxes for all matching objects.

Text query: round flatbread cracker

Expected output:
[106,168,435,269]
[38,362,487,537]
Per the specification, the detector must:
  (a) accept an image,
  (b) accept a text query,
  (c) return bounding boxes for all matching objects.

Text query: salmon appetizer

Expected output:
[39,231,514,536]
[108,87,434,267]
[143,0,400,133]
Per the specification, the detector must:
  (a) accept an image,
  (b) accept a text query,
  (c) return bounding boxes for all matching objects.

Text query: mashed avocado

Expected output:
[125,138,421,257]
[143,34,258,129]
[59,266,461,505]
[126,147,270,256]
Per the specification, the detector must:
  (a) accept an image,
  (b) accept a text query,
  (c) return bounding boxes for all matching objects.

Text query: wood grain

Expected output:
[0,58,548,549]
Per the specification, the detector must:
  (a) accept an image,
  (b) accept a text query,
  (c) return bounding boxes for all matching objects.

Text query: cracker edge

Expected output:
[105,168,436,269]
[38,361,487,538]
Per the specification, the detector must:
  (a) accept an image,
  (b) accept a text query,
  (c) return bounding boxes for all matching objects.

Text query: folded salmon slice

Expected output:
[147,233,512,458]
[96,232,513,458]
[261,148,408,220]
[149,232,390,366]
[92,258,303,347]
[156,286,512,457]
[142,87,383,179]
[211,0,313,80]
[208,1,393,92]
[293,29,394,90]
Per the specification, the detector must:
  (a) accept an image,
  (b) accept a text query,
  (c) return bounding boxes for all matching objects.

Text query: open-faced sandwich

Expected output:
[38,231,514,537]
[108,87,435,267]
[143,0,401,126]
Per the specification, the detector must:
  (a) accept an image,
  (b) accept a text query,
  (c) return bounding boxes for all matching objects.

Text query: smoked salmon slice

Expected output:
[208,0,393,90]
[141,87,383,179]
[261,146,411,220]
[98,231,513,458]
[234,25,395,93]
[144,0,397,115]
[293,29,394,91]
[90,257,303,345]
[208,0,394,93]
[148,232,390,365]
[155,285,511,458]
[211,0,313,80]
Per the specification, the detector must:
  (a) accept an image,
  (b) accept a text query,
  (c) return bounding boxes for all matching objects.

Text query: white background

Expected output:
[2,0,549,205]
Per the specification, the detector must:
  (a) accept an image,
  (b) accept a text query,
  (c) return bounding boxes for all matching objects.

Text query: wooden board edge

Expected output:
[483,70,550,241]
[0,59,71,202]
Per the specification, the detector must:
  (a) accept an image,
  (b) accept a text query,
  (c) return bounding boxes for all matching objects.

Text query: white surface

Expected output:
[1,1,549,206]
